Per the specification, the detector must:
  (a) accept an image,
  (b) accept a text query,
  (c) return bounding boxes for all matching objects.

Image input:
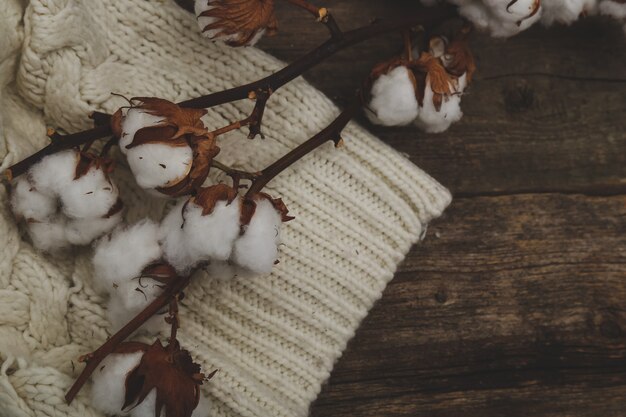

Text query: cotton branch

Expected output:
[4,4,454,181]
[65,272,193,404]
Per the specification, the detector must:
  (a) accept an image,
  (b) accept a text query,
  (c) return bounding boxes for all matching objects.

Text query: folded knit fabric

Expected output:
[0,1,451,416]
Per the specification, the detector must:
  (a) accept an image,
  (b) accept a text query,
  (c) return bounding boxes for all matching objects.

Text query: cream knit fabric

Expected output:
[0,1,451,416]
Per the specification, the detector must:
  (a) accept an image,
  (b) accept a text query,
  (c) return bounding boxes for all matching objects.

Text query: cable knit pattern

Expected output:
[0,0,451,416]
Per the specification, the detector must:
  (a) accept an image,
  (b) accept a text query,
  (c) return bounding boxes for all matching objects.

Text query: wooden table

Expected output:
[258,1,626,416]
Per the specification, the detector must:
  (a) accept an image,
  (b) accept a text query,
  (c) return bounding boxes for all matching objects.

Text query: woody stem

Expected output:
[245,95,361,197]
[168,297,180,349]
[64,273,192,404]
[281,0,343,38]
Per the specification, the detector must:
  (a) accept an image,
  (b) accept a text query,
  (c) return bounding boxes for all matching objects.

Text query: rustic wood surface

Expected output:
[257,1,626,416]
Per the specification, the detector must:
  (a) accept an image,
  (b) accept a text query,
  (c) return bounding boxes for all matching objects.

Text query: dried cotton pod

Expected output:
[112,97,220,197]
[195,0,278,46]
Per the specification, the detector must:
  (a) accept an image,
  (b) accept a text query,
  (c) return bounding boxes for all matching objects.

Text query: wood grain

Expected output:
[255,1,626,416]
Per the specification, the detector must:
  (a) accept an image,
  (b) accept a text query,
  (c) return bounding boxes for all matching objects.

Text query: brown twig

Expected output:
[246,95,360,197]
[282,0,343,39]
[64,273,193,404]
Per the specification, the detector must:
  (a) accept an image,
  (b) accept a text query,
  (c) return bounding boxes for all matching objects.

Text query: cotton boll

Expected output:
[119,108,164,154]
[182,199,241,266]
[414,82,463,133]
[59,167,118,218]
[160,201,196,273]
[28,149,79,196]
[457,0,541,37]
[65,211,123,245]
[126,143,193,189]
[90,351,143,415]
[541,0,598,25]
[92,219,162,294]
[232,199,282,274]
[27,218,71,252]
[366,66,419,126]
[10,176,57,221]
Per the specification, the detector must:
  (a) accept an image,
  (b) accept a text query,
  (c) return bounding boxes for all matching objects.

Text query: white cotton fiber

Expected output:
[160,200,196,273]
[232,199,282,274]
[92,219,163,294]
[599,0,626,18]
[90,351,144,415]
[65,211,123,246]
[541,0,598,25]
[27,218,71,252]
[59,167,119,219]
[126,143,193,189]
[443,0,541,37]
[119,108,164,154]
[28,150,79,196]
[366,66,419,126]
[414,81,463,133]
[10,176,57,221]
[182,199,241,265]
[106,279,167,334]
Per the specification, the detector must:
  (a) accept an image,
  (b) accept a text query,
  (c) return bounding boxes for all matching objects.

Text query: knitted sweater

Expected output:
[0,1,451,416]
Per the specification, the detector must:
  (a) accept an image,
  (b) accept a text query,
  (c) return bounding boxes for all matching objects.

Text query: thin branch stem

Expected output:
[246,95,360,197]
[6,124,112,180]
[65,273,192,404]
[167,297,180,350]
[281,0,343,38]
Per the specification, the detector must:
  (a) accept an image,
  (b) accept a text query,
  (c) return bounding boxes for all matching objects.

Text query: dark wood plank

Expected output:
[254,2,626,416]
[259,1,626,196]
[310,194,626,417]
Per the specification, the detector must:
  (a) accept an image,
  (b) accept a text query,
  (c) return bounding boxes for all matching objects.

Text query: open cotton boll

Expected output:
[10,176,57,221]
[106,280,167,334]
[232,199,282,274]
[205,260,253,281]
[65,211,123,245]
[456,0,541,37]
[92,219,162,294]
[541,0,597,25]
[59,167,119,218]
[181,198,241,266]
[366,66,419,126]
[126,143,193,189]
[27,218,71,252]
[90,351,144,415]
[28,149,79,196]
[119,108,164,154]
[414,82,463,133]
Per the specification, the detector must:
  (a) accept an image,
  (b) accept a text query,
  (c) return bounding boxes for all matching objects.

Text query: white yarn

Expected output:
[0,0,451,416]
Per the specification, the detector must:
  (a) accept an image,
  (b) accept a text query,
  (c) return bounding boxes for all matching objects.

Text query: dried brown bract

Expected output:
[196,0,278,47]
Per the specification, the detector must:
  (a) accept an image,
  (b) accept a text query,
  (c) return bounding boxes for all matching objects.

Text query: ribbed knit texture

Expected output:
[0,1,451,416]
